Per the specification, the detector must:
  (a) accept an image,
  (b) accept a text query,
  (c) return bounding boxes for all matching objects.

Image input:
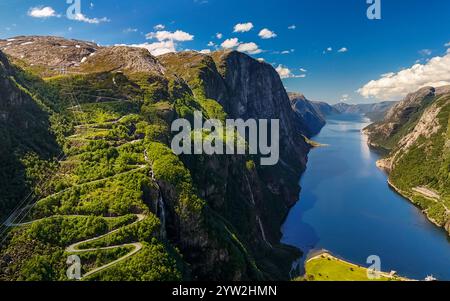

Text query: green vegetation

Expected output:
[1,47,300,281]
[78,215,160,249]
[301,253,401,281]
[77,246,134,275]
[388,96,450,228]
[26,216,122,246]
[86,241,183,281]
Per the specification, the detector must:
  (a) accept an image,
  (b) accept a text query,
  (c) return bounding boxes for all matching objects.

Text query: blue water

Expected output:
[281,114,450,280]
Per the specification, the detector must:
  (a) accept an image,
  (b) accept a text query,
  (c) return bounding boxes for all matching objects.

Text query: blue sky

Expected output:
[0,0,449,104]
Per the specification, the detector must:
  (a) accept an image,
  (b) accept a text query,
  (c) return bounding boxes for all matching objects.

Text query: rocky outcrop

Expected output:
[0,36,99,76]
[288,92,327,137]
[80,46,166,74]
[364,87,441,149]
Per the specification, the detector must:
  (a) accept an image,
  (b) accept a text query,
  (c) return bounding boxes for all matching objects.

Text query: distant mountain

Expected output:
[364,86,450,235]
[333,101,397,121]
[311,100,341,117]
[288,92,338,136]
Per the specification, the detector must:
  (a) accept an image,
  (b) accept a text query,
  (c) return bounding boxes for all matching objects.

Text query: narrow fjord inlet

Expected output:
[282,114,450,280]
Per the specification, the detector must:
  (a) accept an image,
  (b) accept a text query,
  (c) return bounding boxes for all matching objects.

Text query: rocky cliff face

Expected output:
[288,92,328,137]
[212,51,309,161]
[159,50,309,278]
[160,50,310,166]
[0,50,58,219]
[365,86,450,235]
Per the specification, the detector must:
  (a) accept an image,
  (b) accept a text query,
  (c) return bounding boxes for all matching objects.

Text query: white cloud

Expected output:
[327,47,333,52]
[119,40,176,56]
[358,52,450,100]
[233,22,253,33]
[199,49,211,54]
[338,47,348,53]
[123,28,138,33]
[207,41,216,47]
[419,49,432,56]
[221,38,240,49]
[288,25,296,30]
[128,29,194,56]
[258,28,277,39]
[154,24,165,30]
[300,68,307,72]
[340,94,351,102]
[237,42,262,54]
[275,65,305,79]
[28,6,58,18]
[275,49,294,55]
[146,30,194,41]
[220,38,262,55]
[216,33,223,39]
[72,13,110,24]
[445,41,450,47]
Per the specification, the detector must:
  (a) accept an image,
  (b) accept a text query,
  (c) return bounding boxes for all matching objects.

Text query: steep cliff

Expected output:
[364,86,450,234]
[0,37,312,281]
[0,50,58,220]
[159,50,309,278]
[288,92,329,136]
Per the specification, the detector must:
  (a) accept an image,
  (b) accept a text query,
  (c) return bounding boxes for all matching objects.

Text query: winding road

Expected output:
[65,214,146,279]
[2,156,153,279]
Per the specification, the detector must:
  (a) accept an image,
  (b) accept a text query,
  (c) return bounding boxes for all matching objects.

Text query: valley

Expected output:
[0,35,449,282]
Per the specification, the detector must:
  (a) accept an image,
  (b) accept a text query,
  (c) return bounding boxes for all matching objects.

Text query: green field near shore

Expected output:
[300,253,404,281]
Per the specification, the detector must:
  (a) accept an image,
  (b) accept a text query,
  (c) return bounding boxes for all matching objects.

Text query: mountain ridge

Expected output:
[0,36,312,281]
[364,86,450,235]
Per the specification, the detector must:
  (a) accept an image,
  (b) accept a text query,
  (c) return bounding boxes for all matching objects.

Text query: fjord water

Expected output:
[281,114,450,280]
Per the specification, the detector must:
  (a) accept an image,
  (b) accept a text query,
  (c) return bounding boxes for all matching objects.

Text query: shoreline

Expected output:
[386,178,449,234]
[305,250,413,281]
[365,127,450,236]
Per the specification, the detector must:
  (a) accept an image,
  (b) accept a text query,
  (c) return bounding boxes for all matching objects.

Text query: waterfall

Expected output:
[256,215,272,248]
[156,188,167,239]
[145,150,167,239]
[244,173,255,206]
